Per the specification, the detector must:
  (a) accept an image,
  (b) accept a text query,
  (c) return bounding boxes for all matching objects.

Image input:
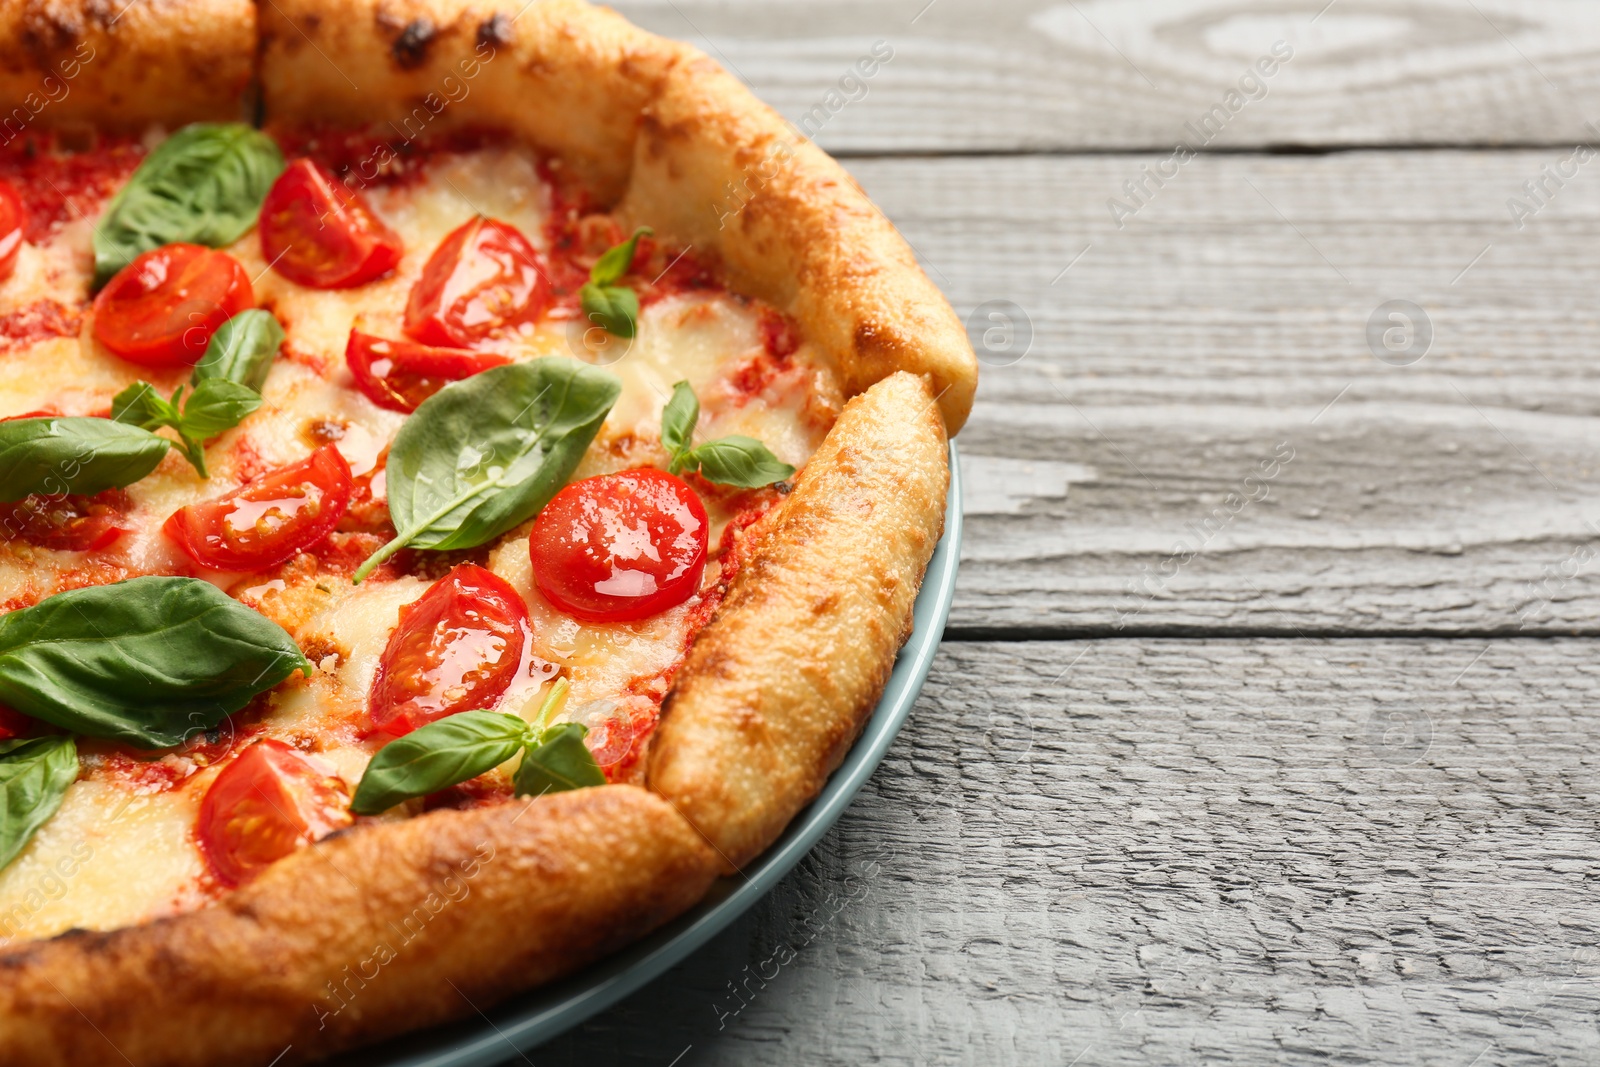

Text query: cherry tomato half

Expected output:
[259,159,403,289]
[197,739,352,887]
[164,446,353,571]
[0,179,26,284]
[92,244,253,367]
[530,468,709,624]
[368,564,529,737]
[404,217,549,349]
[0,487,132,552]
[345,329,511,413]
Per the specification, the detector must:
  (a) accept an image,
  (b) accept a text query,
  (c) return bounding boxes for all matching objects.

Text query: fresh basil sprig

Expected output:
[0,576,310,748]
[512,722,606,797]
[112,379,261,479]
[350,680,604,813]
[0,418,171,502]
[94,123,285,287]
[660,381,796,488]
[351,710,529,815]
[190,308,284,393]
[353,358,620,583]
[579,226,651,339]
[0,736,77,871]
[112,309,280,478]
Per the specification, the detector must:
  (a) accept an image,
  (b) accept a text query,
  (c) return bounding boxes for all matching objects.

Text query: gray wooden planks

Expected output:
[833,151,1600,635]
[610,0,1600,153]
[536,640,1600,1066]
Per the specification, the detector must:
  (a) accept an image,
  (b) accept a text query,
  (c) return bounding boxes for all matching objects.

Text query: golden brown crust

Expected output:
[648,372,949,871]
[0,786,718,1067]
[0,0,254,129]
[257,0,978,431]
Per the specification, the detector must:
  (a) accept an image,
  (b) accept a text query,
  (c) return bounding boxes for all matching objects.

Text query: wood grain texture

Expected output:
[832,151,1600,635]
[531,639,1600,1066]
[609,0,1600,153]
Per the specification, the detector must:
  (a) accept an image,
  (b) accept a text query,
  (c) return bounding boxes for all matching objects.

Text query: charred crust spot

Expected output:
[392,17,436,70]
[476,13,513,51]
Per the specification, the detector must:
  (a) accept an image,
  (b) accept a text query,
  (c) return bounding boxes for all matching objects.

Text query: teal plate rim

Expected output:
[340,440,963,1067]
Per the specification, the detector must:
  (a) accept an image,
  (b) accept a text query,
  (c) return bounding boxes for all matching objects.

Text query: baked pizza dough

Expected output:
[0,1,976,1062]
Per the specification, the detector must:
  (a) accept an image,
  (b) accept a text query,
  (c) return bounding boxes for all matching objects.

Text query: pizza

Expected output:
[0,0,976,1063]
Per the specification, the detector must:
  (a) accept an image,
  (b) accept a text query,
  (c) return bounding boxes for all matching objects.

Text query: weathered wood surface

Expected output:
[531,640,1600,1065]
[611,0,1600,153]
[833,151,1600,635]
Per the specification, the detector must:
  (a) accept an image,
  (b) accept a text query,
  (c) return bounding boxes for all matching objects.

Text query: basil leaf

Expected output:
[94,123,286,287]
[351,710,530,815]
[178,379,262,441]
[110,382,180,431]
[354,358,620,582]
[660,380,698,465]
[590,226,651,287]
[0,576,310,748]
[191,309,283,392]
[0,417,169,502]
[0,736,77,870]
[684,436,796,488]
[579,282,640,339]
[513,722,605,798]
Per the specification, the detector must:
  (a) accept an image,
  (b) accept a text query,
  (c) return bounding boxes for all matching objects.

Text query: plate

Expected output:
[342,441,964,1067]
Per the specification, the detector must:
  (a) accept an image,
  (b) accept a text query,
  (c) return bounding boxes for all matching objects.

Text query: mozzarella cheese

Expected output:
[0,137,840,942]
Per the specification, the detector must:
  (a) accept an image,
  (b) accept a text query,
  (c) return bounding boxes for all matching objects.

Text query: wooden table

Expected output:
[534,3,1600,1063]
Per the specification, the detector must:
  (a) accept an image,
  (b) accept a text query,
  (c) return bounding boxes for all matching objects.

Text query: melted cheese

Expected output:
[0,138,839,942]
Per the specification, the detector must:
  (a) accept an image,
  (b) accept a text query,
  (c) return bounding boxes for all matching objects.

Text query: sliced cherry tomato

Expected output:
[530,468,709,624]
[197,739,352,887]
[404,217,549,349]
[0,487,132,551]
[92,244,253,367]
[0,703,36,740]
[368,564,529,737]
[0,179,26,284]
[164,446,353,571]
[345,329,511,412]
[259,159,403,289]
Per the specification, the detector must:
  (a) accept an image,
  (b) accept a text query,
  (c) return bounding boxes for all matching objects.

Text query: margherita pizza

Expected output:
[0,1,975,1063]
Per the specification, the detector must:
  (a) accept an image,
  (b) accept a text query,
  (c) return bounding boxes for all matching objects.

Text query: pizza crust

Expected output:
[0,0,254,129]
[0,785,718,1066]
[648,371,949,870]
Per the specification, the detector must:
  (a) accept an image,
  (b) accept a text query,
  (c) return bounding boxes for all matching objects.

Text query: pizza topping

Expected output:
[0,576,308,748]
[197,739,351,886]
[0,417,170,501]
[353,359,618,583]
[351,708,528,814]
[352,680,602,813]
[578,226,650,339]
[92,243,254,367]
[0,488,133,552]
[259,158,403,289]
[0,179,26,284]
[163,445,354,571]
[345,330,510,413]
[404,216,549,348]
[93,122,285,287]
[367,563,530,737]
[190,308,284,393]
[112,378,263,479]
[0,736,78,869]
[530,468,709,624]
[659,380,796,488]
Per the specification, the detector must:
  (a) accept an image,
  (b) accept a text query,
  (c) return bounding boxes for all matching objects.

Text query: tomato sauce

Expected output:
[0,299,83,353]
[0,133,143,242]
